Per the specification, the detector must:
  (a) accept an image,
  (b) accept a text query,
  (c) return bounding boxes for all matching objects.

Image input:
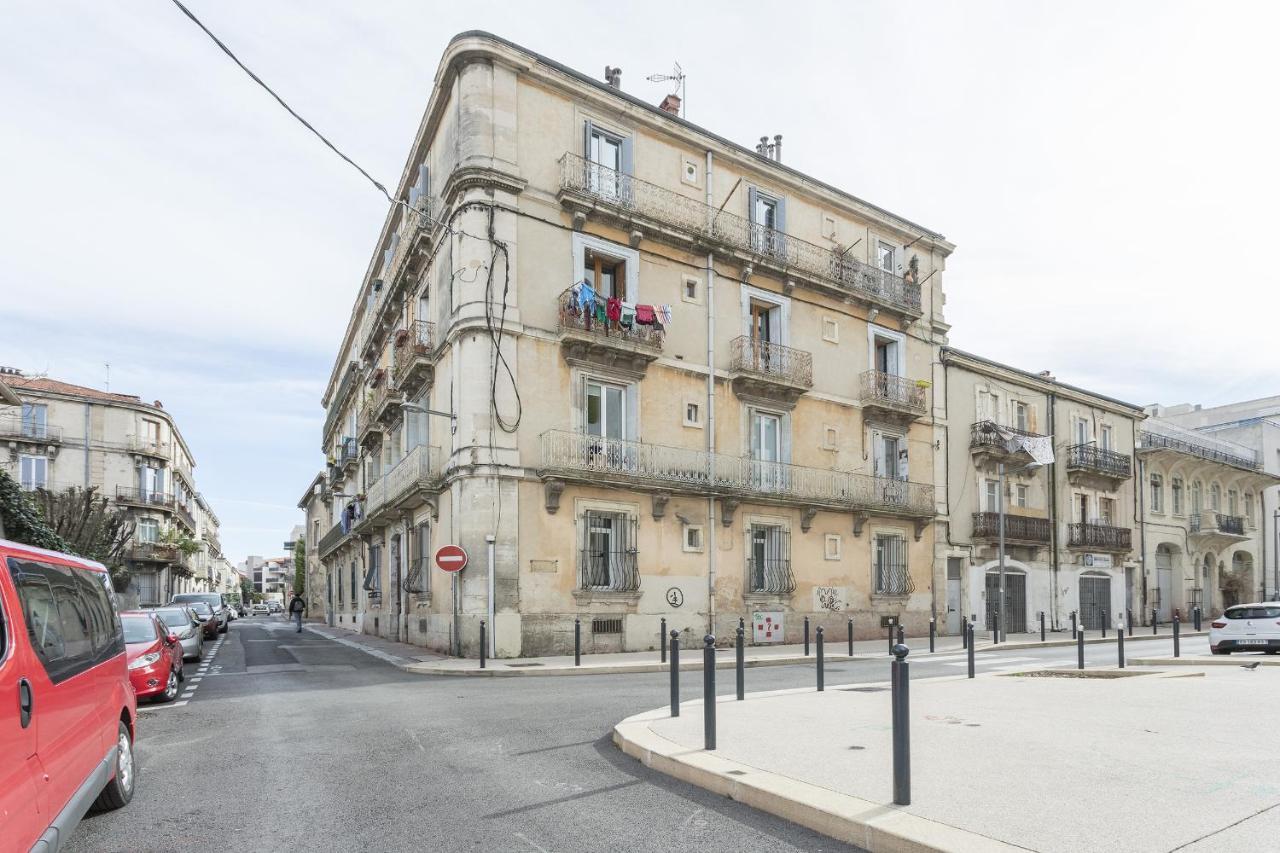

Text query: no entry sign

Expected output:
[434,544,468,573]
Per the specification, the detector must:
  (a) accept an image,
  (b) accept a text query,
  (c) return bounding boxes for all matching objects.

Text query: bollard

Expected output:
[929,618,936,653]
[669,631,680,717]
[703,635,716,751]
[992,614,1000,645]
[480,620,487,669]
[890,643,911,806]
[847,617,854,657]
[1194,606,1202,632]
[1077,628,1085,670]
[1101,611,1107,639]
[967,623,975,679]
[1152,608,1158,636]
[736,626,745,700]
[897,624,905,648]
[574,617,581,667]
[1118,621,1125,668]
[660,617,667,663]
[1173,615,1181,658]
[739,615,745,632]
[804,616,810,657]
[962,617,968,649]
[887,619,895,655]
[1039,611,1046,643]
[1071,610,1078,640]
[816,627,825,692]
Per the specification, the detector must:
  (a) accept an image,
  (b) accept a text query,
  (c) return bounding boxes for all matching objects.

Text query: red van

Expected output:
[0,539,138,851]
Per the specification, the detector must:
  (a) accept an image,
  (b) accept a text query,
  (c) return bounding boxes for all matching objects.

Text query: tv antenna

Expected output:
[646,62,685,117]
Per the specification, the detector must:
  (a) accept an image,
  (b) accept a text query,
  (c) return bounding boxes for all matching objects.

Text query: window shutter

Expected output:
[620,135,634,176]
[780,413,792,464]
[583,119,595,158]
[775,196,787,234]
[625,384,639,441]
[747,187,759,224]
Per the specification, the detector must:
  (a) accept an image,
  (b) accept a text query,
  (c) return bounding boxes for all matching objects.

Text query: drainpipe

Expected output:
[1135,423,1147,624]
[486,533,496,658]
[1048,391,1060,630]
[705,148,717,637]
[83,403,91,487]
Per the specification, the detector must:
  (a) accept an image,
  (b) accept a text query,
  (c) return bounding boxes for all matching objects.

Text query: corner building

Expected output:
[315,32,954,657]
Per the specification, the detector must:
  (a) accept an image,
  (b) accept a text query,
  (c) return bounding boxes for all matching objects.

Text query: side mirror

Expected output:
[167,634,179,644]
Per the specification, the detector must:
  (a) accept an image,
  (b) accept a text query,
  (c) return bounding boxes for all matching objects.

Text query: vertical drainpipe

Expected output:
[83,402,91,487]
[705,149,717,637]
[1134,420,1147,624]
[1048,391,1059,630]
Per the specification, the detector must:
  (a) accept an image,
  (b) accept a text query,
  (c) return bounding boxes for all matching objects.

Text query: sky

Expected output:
[2,1,1277,563]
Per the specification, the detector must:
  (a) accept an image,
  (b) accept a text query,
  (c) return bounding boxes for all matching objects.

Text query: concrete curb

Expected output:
[972,630,1207,654]
[1129,656,1280,667]
[612,704,1021,853]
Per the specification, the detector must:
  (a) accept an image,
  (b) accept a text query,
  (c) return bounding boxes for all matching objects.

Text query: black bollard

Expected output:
[962,617,968,649]
[967,623,975,679]
[1173,615,1181,658]
[897,624,905,648]
[816,627,825,692]
[1118,621,1125,669]
[1101,611,1107,639]
[1194,606,1202,632]
[480,620,486,669]
[660,617,667,663]
[574,617,581,667]
[847,617,854,657]
[887,619,895,655]
[1077,628,1085,670]
[670,631,680,717]
[928,618,936,653]
[804,616,810,657]
[1039,611,1046,643]
[703,635,716,750]
[736,625,745,700]
[992,613,1000,645]
[890,643,911,806]
[739,616,745,632]
[1152,608,1158,636]
[1071,610,1078,640]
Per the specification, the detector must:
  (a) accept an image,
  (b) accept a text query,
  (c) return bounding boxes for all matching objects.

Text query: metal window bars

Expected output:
[748,526,795,593]
[579,511,640,591]
[729,336,813,387]
[875,534,914,595]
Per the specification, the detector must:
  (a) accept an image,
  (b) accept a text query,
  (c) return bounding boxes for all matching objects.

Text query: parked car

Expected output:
[1,538,138,851]
[236,603,247,617]
[169,592,229,633]
[186,600,221,639]
[1210,603,1280,655]
[251,602,270,616]
[149,605,204,661]
[121,611,184,702]
[267,600,283,614]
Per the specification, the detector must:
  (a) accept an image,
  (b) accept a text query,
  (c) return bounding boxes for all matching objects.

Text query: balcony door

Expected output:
[21,403,47,439]
[584,121,629,201]
[141,466,164,503]
[585,379,631,472]
[750,410,784,491]
[749,301,780,370]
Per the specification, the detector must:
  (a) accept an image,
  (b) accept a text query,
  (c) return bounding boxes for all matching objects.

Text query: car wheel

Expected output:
[1211,648,1230,656]
[92,721,136,811]
[219,622,228,634]
[158,669,179,703]
[177,662,185,683]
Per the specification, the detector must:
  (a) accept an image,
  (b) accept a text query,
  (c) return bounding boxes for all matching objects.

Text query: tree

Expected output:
[240,575,253,604]
[30,486,136,590]
[0,468,68,552]
[294,537,306,597]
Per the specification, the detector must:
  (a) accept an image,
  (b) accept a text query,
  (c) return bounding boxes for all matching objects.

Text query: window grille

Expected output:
[363,546,381,599]
[747,525,794,593]
[579,511,639,591]
[874,534,913,595]
[591,617,623,635]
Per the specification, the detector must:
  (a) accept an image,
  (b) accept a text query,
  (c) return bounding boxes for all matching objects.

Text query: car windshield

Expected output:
[153,608,192,628]
[174,594,220,607]
[1225,606,1280,620]
[189,603,212,616]
[122,616,158,644]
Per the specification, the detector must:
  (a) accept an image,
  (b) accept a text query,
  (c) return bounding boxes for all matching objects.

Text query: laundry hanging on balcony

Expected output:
[995,425,1055,465]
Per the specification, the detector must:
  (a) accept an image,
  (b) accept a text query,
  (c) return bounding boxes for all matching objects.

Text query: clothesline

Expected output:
[567,280,673,332]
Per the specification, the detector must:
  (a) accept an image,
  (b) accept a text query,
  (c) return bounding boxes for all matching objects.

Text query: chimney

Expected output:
[773,134,783,163]
[1037,371,1055,382]
[604,66,622,88]
[759,136,769,156]
[756,135,784,162]
[659,93,681,115]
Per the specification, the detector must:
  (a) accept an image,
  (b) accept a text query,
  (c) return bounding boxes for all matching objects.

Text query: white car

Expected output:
[1210,603,1280,655]
[251,603,270,615]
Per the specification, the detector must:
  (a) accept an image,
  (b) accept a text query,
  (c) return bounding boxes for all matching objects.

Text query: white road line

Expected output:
[180,692,195,699]
[189,677,203,682]
[943,656,1035,667]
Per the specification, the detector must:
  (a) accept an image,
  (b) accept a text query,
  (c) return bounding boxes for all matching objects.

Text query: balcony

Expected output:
[357,445,446,529]
[1189,512,1249,546]
[360,196,438,360]
[557,287,662,375]
[1066,444,1132,485]
[358,375,401,448]
[859,370,927,425]
[392,320,437,396]
[969,421,1047,467]
[318,520,350,559]
[972,512,1051,546]
[538,430,935,536]
[338,437,359,473]
[126,542,181,564]
[0,415,62,445]
[115,486,175,512]
[128,436,171,459]
[728,336,813,405]
[323,361,361,447]
[558,153,923,316]
[1138,426,1260,471]
[1067,522,1132,552]
[174,502,196,532]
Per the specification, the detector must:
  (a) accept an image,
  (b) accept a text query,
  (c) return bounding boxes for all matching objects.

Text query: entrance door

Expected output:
[984,571,1026,633]
[1080,575,1112,630]
[389,535,402,641]
[1155,547,1173,622]
[946,558,962,634]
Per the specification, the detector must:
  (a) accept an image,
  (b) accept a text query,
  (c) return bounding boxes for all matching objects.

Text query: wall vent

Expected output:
[592,617,623,635]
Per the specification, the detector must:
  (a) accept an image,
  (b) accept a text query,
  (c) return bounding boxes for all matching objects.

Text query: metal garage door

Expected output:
[1080,575,1112,630]
[1155,549,1173,622]
[985,572,1027,634]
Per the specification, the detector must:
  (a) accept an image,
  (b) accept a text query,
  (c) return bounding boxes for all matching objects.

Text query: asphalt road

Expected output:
[67,620,1211,852]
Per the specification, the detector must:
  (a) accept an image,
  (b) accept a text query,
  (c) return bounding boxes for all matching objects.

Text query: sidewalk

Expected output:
[614,665,1279,853]
[304,620,1205,677]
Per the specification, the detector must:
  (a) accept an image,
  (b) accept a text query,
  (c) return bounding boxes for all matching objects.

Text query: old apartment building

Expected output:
[0,369,224,605]
[313,32,954,656]
[939,350,1144,634]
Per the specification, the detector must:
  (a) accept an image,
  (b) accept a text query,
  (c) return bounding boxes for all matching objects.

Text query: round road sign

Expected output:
[434,544,468,573]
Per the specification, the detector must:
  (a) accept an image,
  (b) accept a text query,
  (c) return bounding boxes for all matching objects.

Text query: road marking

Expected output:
[944,656,1034,667]
[189,677,203,683]
[180,692,195,699]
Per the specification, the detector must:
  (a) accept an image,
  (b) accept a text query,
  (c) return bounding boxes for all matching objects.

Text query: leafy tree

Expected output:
[294,537,306,597]
[29,485,135,590]
[240,575,254,604]
[0,468,69,552]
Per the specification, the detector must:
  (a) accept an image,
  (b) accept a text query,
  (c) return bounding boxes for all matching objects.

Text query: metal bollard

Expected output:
[967,623,975,678]
[1071,610,1078,640]
[928,618,936,653]
[736,625,745,700]
[1039,611,1046,643]
[703,635,716,751]
[480,620,486,669]
[660,617,667,663]
[1173,615,1181,658]
[887,619,895,655]
[804,616,810,657]
[1101,611,1107,639]
[1153,608,1158,636]
[816,627,825,692]
[739,616,745,632]
[574,617,581,667]
[1077,629,1085,670]
[1194,607,1202,632]
[897,624,905,647]
[1118,621,1125,669]
[993,614,1000,645]
[847,617,854,657]
[962,617,968,649]
[890,643,911,806]
[670,631,680,717]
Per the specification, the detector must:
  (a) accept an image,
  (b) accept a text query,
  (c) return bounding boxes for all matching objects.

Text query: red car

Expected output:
[1,538,138,851]
[120,610,185,702]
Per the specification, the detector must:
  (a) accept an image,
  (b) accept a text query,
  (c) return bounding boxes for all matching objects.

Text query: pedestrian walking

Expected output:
[288,592,307,632]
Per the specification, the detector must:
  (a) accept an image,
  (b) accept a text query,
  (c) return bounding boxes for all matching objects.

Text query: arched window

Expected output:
[1210,483,1222,512]
[1245,492,1255,526]
[1191,480,1203,514]
[1149,473,1164,513]
[1171,477,1184,515]
[1228,489,1239,517]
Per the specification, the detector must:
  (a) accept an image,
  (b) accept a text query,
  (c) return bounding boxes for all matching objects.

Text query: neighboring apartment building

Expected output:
[0,368,224,605]
[1141,400,1280,611]
[299,473,327,618]
[313,32,954,657]
[939,349,1144,634]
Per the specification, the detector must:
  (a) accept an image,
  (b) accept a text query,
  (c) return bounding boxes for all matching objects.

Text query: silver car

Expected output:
[149,606,205,661]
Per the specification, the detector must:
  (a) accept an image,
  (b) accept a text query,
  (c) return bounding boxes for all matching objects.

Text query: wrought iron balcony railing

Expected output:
[318,521,348,558]
[338,436,359,468]
[126,542,182,564]
[729,336,813,387]
[0,416,62,443]
[539,430,935,515]
[559,153,922,314]
[557,287,664,349]
[972,512,1051,543]
[1066,444,1132,479]
[128,436,171,458]
[970,420,1045,452]
[392,320,437,390]
[748,556,796,595]
[115,486,175,510]
[1138,429,1260,471]
[1190,512,1246,536]
[174,502,196,532]
[1067,522,1132,551]
[362,444,445,521]
[860,370,927,415]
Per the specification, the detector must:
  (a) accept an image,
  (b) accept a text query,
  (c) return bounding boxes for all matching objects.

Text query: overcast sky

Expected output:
[3,1,1276,562]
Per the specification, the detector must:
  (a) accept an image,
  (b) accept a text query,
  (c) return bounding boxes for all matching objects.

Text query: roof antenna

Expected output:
[646,62,685,117]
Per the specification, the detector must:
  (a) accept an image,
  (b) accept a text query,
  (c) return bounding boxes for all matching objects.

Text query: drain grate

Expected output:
[726,770,748,776]
[840,686,889,693]
[504,662,545,668]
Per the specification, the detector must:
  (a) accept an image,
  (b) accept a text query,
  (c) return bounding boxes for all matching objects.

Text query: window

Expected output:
[363,546,381,598]
[984,479,999,513]
[582,247,627,300]
[140,466,165,501]
[21,403,47,439]
[19,454,47,490]
[1228,489,1239,517]
[1073,418,1090,447]
[584,120,630,199]
[749,409,786,490]
[748,524,792,593]
[405,388,429,450]
[1172,477,1184,515]
[748,187,786,257]
[978,390,1000,424]
[138,518,159,543]
[681,275,700,304]
[876,240,897,273]
[682,523,704,553]
[1100,425,1114,452]
[872,331,902,377]
[572,234,638,303]
[1015,484,1029,509]
[822,317,839,343]
[873,533,909,595]
[7,558,123,685]
[681,158,699,186]
[1210,483,1221,512]
[1099,497,1115,526]
[350,561,358,608]
[1245,492,1255,526]
[580,510,637,590]
[1150,474,1164,513]
[1014,402,1030,433]
[586,379,627,440]
[1191,480,1202,513]
[683,401,701,428]
[874,433,908,482]
[824,534,841,561]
